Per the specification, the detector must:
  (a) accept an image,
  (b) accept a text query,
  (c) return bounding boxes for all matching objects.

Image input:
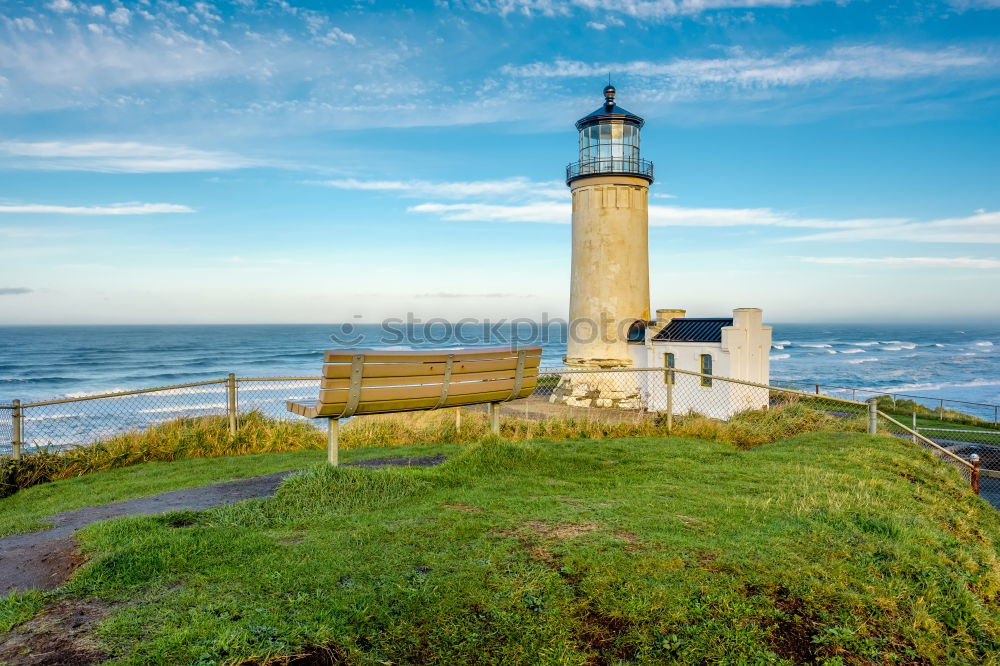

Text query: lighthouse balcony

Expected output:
[566,157,654,185]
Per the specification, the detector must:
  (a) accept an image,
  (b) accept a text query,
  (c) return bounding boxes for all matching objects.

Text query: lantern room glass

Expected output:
[578,121,640,175]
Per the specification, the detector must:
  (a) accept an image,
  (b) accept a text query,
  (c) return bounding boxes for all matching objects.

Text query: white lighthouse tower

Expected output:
[552,85,654,408]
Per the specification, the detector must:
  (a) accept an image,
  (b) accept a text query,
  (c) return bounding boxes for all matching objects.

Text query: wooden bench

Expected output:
[287,346,542,465]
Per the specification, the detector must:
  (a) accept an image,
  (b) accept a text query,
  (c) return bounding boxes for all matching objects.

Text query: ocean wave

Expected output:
[882,347,903,351]
[848,358,879,364]
[773,340,791,346]
[799,344,832,348]
[847,342,879,346]
[975,341,994,347]
[138,403,227,414]
[771,344,785,350]
[24,412,88,421]
[0,376,81,385]
[869,378,1000,393]
[770,354,790,360]
[64,388,134,399]
[825,350,838,354]
[932,343,945,347]
[841,349,865,354]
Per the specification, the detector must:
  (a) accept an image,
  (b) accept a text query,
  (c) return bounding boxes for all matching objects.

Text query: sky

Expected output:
[1,0,999,325]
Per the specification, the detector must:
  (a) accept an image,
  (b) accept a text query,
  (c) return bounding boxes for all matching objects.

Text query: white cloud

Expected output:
[47,0,76,12]
[801,256,1000,269]
[502,46,991,89]
[0,202,195,215]
[409,201,570,223]
[108,7,131,25]
[586,21,607,29]
[468,0,826,19]
[320,27,357,45]
[319,177,566,201]
[788,210,1000,244]
[0,141,260,173]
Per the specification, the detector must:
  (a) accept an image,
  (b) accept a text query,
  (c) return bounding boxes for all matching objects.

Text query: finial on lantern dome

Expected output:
[603,83,616,110]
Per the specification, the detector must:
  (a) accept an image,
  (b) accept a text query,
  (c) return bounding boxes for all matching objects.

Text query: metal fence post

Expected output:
[227,373,238,437]
[911,411,917,443]
[938,399,944,420]
[665,377,673,434]
[970,454,980,496]
[11,399,22,461]
[868,398,878,435]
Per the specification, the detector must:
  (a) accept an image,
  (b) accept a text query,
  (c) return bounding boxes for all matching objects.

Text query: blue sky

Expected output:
[1,0,999,325]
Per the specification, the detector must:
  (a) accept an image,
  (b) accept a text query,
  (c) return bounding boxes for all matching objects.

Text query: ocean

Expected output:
[1,322,998,418]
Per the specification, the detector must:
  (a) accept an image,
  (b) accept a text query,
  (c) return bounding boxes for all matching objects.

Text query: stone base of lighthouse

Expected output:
[549,360,643,411]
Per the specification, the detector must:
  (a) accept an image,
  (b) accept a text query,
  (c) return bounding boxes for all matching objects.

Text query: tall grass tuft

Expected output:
[1,403,872,499]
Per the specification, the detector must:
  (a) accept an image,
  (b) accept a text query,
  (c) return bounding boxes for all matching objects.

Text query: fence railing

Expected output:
[0,368,989,497]
[772,379,1000,425]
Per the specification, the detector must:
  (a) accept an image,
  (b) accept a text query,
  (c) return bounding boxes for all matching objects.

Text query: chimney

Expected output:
[732,307,762,329]
[651,308,686,334]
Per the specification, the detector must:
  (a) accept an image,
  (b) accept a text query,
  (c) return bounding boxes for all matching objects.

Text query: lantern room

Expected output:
[566,85,654,185]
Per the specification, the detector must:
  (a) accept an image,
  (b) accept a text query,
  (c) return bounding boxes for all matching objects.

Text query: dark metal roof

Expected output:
[652,318,733,343]
[575,85,645,130]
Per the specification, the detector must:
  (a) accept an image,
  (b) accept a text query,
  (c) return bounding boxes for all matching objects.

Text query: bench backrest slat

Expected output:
[292,346,542,420]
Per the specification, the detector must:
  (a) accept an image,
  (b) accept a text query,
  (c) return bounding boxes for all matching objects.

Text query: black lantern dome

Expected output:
[567,85,653,185]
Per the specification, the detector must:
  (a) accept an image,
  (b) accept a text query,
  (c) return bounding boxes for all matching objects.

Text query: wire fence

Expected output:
[0,368,990,497]
[772,379,1000,425]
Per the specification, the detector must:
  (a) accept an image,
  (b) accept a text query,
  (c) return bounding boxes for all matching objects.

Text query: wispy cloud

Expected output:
[0,142,260,173]
[801,256,1000,269]
[0,202,195,215]
[414,292,526,298]
[788,210,1000,244]
[0,287,32,295]
[317,177,565,201]
[461,0,827,19]
[502,46,992,89]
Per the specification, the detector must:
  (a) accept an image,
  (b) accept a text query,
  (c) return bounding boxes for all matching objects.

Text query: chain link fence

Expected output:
[0,368,990,499]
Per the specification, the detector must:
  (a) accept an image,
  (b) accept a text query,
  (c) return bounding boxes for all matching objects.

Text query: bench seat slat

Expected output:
[322,356,541,379]
[320,367,538,390]
[290,384,536,419]
[319,375,536,404]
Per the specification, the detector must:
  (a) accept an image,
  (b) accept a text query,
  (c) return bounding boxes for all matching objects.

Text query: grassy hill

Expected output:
[3,431,997,665]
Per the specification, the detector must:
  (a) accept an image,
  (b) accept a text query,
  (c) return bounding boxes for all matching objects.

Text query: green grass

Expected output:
[6,432,997,665]
[0,444,461,539]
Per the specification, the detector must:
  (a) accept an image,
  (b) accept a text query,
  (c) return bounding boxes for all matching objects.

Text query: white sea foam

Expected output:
[825,349,838,354]
[770,354,790,360]
[841,349,865,354]
[882,346,903,351]
[975,341,994,347]
[138,403,227,414]
[773,340,791,346]
[848,341,879,346]
[772,344,785,350]
[933,343,944,347]
[64,388,133,399]
[848,358,879,364]
[867,378,1000,393]
[25,412,87,421]
[800,343,832,348]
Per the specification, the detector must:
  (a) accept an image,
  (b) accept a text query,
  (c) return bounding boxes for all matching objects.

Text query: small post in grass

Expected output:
[868,397,878,435]
[665,378,673,434]
[912,411,917,443]
[227,373,238,437]
[327,418,339,466]
[11,399,22,461]
[970,453,980,496]
[489,402,500,435]
[455,406,462,432]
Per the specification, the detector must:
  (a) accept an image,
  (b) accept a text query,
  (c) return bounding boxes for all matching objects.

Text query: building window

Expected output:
[700,354,713,387]
[664,352,675,384]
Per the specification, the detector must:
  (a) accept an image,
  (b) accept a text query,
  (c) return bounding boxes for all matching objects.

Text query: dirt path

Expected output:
[0,455,446,597]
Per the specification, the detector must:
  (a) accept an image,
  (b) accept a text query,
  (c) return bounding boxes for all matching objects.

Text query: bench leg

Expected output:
[328,418,339,466]
[489,402,500,435]
[455,407,462,432]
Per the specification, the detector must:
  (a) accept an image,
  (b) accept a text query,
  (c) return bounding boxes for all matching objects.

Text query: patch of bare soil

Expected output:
[522,521,600,540]
[237,643,351,665]
[0,599,113,666]
[441,503,481,513]
[767,590,819,664]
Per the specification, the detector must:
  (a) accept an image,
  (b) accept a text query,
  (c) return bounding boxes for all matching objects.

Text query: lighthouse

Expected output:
[564,84,653,369]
